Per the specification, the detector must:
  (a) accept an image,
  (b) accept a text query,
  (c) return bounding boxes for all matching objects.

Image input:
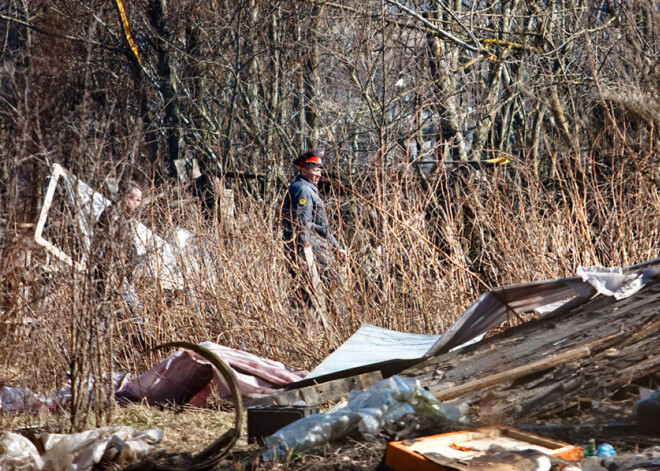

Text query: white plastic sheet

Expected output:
[576,265,645,300]
[40,426,162,470]
[0,426,162,471]
[0,432,44,470]
[263,375,465,460]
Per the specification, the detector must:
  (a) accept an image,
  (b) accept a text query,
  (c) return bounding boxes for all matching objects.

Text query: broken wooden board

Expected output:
[385,426,581,471]
[433,334,621,402]
[244,371,383,407]
[401,278,660,425]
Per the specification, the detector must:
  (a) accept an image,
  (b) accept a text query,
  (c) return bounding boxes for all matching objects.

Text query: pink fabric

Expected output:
[118,341,307,406]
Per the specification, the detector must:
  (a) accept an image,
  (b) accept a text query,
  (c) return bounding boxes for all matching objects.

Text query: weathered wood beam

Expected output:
[432,333,618,401]
[245,371,383,407]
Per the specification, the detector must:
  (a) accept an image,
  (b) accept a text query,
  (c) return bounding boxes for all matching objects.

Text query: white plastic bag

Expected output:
[0,426,163,471]
[0,432,44,471]
[264,375,465,460]
[40,426,163,470]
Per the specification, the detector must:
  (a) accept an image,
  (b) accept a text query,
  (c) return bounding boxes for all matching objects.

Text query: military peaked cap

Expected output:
[294,148,325,168]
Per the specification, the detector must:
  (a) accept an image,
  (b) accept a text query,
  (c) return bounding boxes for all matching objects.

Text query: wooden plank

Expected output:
[303,245,338,345]
[618,317,660,349]
[504,427,568,449]
[432,334,619,401]
[245,371,383,407]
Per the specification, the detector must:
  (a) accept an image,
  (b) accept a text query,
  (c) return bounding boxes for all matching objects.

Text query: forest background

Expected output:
[1,0,659,431]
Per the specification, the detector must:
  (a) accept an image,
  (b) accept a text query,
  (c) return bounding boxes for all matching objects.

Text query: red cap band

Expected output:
[294,148,325,167]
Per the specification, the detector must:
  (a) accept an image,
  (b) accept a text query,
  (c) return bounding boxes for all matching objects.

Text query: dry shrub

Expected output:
[2,145,660,434]
[1,0,659,437]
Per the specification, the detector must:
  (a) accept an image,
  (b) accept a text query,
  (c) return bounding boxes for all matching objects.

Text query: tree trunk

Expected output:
[149,0,181,180]
[470,0,518,159]
[425,1,468,162]
[303,3,323,147]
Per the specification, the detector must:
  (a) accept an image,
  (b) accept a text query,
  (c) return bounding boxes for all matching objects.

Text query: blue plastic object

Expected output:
[596,443,617,457]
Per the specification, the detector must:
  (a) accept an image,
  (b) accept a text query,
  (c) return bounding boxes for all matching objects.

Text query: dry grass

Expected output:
[0,402,246,454]
[1,150,660,456]
[116,403,248,454]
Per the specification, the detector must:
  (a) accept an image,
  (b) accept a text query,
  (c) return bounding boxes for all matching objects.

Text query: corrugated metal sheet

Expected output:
[306,324,440,379]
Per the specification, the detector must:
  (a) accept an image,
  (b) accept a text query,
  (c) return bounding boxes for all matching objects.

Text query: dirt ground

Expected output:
[3,397,660,470]
[126,401,660,471]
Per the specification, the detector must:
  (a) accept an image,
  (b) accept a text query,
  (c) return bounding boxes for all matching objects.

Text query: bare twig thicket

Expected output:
[1,0,659,432]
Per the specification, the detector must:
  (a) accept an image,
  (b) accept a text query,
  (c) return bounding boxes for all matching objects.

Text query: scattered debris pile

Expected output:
[402,269,660,426]
[2,257,660,470]
[250,259,660,468]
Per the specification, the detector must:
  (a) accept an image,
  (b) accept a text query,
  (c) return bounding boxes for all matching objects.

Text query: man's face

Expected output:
[301,163,322,186]
[123,188,143,214]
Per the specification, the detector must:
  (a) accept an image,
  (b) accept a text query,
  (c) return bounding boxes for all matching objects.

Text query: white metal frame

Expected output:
[33,164,85,271]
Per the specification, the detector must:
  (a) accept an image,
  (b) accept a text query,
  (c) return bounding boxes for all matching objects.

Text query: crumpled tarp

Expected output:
[117,341,308,406]
[1,373,131,415]
[263,375,465,460]
[2,343,306,413]
[0,426,162,471]
[0,386,57,415]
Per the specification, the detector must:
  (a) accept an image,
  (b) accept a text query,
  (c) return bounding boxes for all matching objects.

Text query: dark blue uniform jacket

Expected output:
[282,175,339,264]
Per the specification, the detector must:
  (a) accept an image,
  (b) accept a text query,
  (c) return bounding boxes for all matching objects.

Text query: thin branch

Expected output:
[0,13,122,53]
[384,0,484,54]
[312,0,535,52]
[436,0,482,50]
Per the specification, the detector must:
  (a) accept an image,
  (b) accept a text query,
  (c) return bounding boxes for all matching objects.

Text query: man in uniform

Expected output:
[282,148,345,283]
